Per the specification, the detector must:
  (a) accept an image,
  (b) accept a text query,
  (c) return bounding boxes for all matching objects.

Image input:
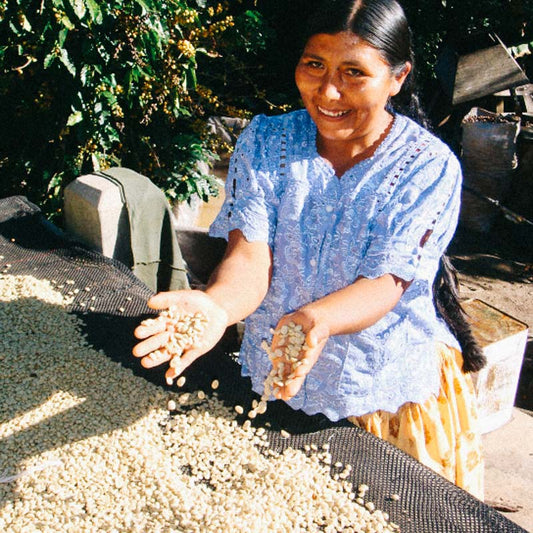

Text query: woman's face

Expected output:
[295,31,410,150]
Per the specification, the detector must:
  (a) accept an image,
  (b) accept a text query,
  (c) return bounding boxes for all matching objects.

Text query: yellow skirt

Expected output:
[348,343,484,500]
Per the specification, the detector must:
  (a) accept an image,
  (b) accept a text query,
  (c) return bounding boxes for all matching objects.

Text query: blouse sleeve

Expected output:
[358,149,462,282]
[208,115,279,247]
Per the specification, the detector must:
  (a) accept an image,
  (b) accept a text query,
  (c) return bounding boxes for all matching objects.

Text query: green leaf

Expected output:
[106,127,120,143]
[66,111,83,126]
[58,28,69,47]
[44,52,56,69]
[59,48,76,76]
[85,0,103,24]
[47,175,63,193]
[69,0,86,19]
[97,110,110,125]
[80,65,90,85]
[135,0,152,15]
[185,65,197,90]
[61,15,75,30]
[9,21,21,36]
[20,14,32,32]
[142,29,163,60]
[100,90,116,105]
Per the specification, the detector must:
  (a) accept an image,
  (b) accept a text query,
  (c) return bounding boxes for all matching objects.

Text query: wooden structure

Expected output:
[436,34,529,106]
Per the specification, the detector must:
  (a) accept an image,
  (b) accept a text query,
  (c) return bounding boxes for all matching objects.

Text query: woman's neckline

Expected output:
[308,110,401,178]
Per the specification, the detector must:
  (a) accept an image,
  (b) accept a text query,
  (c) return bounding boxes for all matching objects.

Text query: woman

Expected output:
[133,0,485,498]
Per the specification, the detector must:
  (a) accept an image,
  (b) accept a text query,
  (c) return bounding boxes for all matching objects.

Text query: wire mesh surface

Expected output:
[0,195,527,533]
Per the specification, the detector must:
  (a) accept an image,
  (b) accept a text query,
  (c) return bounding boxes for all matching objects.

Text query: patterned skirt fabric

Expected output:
[348,343,484,500]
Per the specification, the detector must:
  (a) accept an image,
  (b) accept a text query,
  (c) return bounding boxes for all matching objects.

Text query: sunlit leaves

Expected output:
[66,110,83,126]
[0,0,268,218]
[68,0,86,20]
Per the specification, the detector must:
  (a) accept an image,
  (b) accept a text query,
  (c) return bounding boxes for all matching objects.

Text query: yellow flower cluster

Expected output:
[94,83,125,98]
[162,100,178,120]
[111,103,124,119]
[196,85,219,106]
[268,103,293,113]
[174,8,197,26]
[207,137,234,156]
[53,9,65,23]
[221,105,253,119]
[85,140,99,152]
[207,3,226,17]
[177,39,196,58]
[197,16,234,38]
[99,157,112,171]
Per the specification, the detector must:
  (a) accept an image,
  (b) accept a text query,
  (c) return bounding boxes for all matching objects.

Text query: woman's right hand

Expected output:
[132,290,229,384]
[270,308,330,401]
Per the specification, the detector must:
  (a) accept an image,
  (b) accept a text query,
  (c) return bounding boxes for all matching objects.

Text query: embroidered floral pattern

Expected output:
[210,110,462,421]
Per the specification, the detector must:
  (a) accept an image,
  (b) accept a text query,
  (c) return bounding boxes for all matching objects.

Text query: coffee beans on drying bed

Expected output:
[0,274,399,532]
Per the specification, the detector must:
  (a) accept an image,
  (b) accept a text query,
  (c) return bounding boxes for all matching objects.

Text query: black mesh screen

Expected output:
[0,195,527,533]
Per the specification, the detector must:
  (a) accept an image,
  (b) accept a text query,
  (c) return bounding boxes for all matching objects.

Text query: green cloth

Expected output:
[97,168,189,292]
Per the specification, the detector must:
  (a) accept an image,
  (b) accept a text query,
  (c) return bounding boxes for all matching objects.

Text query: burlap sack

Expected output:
[459,107,520,233]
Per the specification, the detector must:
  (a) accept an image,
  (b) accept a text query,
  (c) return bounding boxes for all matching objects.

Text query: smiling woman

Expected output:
[133,0,485,500]
[295,31,411,175]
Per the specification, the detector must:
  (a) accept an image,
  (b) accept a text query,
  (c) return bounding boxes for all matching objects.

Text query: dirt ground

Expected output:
[448,217,533,412]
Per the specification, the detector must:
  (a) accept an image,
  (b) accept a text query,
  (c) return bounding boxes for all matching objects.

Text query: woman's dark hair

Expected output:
[303,0,486,372]
[301,0,428,127]
[433,256,486,372]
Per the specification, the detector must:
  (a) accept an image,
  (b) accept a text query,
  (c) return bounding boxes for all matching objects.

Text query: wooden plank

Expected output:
[453,43,529,105]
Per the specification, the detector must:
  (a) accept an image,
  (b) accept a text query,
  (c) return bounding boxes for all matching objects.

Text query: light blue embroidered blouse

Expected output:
[209,109,462,421]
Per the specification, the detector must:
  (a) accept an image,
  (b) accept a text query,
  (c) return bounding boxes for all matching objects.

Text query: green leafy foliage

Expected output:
[0,0,268,220]
[2,0,531,221]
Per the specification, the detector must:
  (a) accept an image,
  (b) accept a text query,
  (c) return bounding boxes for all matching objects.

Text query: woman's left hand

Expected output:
[270,309,329,401]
